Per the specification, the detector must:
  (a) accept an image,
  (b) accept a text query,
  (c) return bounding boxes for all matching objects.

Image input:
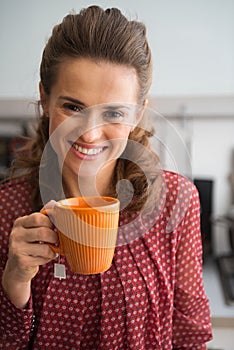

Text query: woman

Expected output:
[0,6,212,349]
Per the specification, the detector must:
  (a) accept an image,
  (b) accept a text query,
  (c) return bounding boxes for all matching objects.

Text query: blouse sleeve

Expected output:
[0,180,34,349]
[0,280,34,349]
[172,182,213,349]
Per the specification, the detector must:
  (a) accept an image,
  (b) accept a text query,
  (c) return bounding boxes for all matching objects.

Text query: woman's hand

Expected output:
[2,212,58,308]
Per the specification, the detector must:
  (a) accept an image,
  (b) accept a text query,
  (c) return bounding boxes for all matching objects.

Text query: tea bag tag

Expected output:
[54,263,66,279]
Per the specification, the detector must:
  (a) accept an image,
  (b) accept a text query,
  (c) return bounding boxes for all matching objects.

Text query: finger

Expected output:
[28,242,58,260]
[10,225,58,246]
[16,241,57,260]
[41,200,57,211]
[24,227,58,244]
[8,243,57,279]
[16,213,54,229]
[40,200,57,222]
[14,253,56,273]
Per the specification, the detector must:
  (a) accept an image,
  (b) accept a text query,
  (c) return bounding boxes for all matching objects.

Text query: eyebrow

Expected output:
[59,96,132,110]
[102,105,131,110]
[58,96,87,107]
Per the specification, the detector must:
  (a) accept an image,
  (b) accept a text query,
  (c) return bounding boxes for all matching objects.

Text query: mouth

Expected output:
[68,141,108,159]
[72,143,104,155]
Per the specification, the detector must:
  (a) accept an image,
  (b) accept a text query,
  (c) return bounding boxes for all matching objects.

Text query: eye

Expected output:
[63,103,82,113]
[102,110,124,122]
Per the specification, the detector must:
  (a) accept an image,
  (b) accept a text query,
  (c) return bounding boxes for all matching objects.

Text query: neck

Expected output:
[62,164,115,199]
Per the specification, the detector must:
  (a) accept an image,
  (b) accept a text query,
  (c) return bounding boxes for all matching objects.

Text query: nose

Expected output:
[77,110,104,143]
[81,126,103,143]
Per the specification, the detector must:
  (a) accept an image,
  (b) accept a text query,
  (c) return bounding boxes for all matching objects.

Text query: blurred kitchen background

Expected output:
[0,0,234,348]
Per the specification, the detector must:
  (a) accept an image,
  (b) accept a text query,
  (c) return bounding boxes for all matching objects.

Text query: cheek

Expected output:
[107,125,132,140]
[107,126,131,158]
[48,116,70,163]
[49,121,55,136]
[48,114,64,136]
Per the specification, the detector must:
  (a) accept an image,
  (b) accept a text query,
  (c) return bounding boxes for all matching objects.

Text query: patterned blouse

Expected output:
[0,171,212,349]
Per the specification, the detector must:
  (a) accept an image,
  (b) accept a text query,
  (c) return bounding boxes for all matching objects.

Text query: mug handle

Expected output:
[40,208,65,255]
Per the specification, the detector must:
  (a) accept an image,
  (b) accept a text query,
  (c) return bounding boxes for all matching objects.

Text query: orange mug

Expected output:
[42,196,120,274]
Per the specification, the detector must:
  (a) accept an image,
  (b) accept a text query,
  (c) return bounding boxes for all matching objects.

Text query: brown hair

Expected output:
[11,5,161,212]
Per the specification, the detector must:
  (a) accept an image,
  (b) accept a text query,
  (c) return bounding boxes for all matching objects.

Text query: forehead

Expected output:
[52,58,139,106]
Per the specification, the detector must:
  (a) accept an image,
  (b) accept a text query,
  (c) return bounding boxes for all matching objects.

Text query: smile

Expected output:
[72,143,104,155]
[69,142,107,160]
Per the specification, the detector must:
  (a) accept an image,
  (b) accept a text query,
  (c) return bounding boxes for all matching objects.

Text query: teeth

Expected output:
[72,144,103,155]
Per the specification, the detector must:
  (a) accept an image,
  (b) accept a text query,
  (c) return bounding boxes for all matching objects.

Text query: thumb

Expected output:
[41,200,58,211]
[40,200,58,220]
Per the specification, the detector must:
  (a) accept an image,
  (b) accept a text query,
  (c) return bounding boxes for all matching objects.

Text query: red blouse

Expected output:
[0,171,212,349]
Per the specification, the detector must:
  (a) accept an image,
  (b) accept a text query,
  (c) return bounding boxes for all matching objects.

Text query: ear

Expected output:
[143,99,148,109]
[130,99,148,132]
[39,82,49,117]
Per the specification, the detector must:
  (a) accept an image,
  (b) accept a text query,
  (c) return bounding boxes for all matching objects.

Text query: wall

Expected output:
[0,0,234,220]
[192,119,234,215]
[0,0,234,98]
[150,113,234,221]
